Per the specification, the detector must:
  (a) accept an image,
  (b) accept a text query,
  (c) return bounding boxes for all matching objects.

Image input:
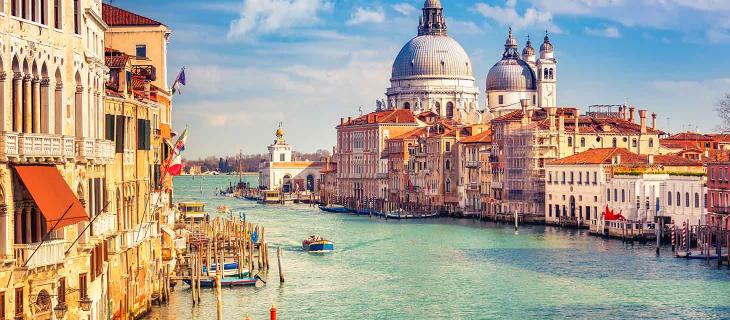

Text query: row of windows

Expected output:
[709,166,730,182]
[666,191,702,208]
[9,0,81,34]
[548,204,596,220]
[547,171,598,185]
[565,136,654,148]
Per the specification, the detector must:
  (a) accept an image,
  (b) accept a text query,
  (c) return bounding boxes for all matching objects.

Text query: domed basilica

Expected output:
[385,0,558,122]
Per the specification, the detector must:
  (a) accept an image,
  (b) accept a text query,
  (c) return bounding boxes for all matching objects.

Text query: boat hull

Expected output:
[319,206,351,214]
[304,240,334,252]
[183,277,258,288]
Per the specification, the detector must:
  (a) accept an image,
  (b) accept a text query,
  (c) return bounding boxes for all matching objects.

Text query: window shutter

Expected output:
[137,119,144,150]
[145,119,152,150]
[105,114,115,140]
[115,116,124,153]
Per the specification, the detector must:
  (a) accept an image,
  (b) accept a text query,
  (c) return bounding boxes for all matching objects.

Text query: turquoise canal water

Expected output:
[151,175,730,319]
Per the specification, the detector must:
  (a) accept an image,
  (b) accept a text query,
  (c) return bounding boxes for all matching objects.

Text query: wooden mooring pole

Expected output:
[277,247,285,283]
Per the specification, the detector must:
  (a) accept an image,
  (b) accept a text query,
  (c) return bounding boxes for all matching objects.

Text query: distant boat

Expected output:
[179,202,209,222]
[302,236,334,252]
[318,204,351,214]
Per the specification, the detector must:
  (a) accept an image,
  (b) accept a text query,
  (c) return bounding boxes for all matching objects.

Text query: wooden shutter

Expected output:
[115,116,125,153]
[145,119,151,150]
[105,114,115,140]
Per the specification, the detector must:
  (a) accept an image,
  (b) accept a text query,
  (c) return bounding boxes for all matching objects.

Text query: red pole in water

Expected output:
[270,305,277,320]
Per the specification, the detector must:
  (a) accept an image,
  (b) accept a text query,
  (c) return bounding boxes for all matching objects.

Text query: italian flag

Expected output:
[165,127,188,177]
[167,153,183,176]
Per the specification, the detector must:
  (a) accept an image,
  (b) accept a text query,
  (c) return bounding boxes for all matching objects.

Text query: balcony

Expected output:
[0,132,77,163]
[132,65,157,81]
[75,138,95,162]
[123,222,158,250]
[709,206,730,214]
[14,239,66,269]
[466,160,481,168]
[467,182,479,191]
[376,172,389,179]
[92,212,117,239]
[95,139,115,163]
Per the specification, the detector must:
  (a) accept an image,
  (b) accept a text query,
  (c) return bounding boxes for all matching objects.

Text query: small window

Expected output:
[695,193,700,208]
[567,137,573,147]
[649,138,654,147]
[685,192,690,207]
[14,287,22,318]
[136,44,148,58]
[632,138,637,148]
[445,142,451,152]
[676,192,681,207]
[54,0,61,28]
[73,0,80,34]
[79,273,88,299]
[612,137,617,147]
[621,189,625,202]
[445,160,451,170]
[404,102,411,110]
[667,192,672,206]
[498,95,504,105]
[580,137,585,147]
[279,154,285,162]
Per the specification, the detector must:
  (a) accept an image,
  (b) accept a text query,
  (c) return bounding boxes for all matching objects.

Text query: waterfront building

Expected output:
[0,0,115,319]
[259,126,328,194]
[386,0,482,123]
[705,157,730,230]
[336,109,420,201]
[492,104,664,218]
[457,128,491,216]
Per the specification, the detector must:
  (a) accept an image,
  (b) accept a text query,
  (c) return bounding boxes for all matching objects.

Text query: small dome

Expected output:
[391,35,474,80]
[540,33,554,53]
[424,0,442,8]
[276,127,284,138]
[522,37,535,56]
[486,59,537,92]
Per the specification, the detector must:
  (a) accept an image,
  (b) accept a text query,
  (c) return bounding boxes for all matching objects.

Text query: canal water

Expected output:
[150,175,730,319]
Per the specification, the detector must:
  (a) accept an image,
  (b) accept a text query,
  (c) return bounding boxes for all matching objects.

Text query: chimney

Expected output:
[621,104,627,120]
[558,113,565,132]
[574,108,580,134]
[639,109,647,134]
[340,118,344,125]
[347,116,352,124]
[548,107,557,131]
[520,99,529,122]
[614,154,621,165]
[628,107,635,123]
[648,154,654,165]
[651,113,657,130]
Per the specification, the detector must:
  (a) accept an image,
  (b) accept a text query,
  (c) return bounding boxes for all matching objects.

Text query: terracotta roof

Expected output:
[493,107,663,135]
[663,131,712,141]
[389,127,427,140]
[460,130,492,144]
[649,154,702,166]
[339,109,417,127]
[103,4,164,26]
[660,140,699,150]
[709,134,730,142]
[105,88,124,98]
[548,148,644,165]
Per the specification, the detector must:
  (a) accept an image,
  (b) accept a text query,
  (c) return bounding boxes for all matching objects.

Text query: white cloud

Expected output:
[650,78,730,94]
[227,0,333,38]
[346,6,386,26]
[393,3,418,16]
[474,1,561,33]
[584,25,621,38]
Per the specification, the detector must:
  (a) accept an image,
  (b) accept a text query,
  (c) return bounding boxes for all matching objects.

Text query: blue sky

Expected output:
[113,0,730,158]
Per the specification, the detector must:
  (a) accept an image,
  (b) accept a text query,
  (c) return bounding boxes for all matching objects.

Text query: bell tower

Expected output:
[537,31,557,108]
[269,123,292,163]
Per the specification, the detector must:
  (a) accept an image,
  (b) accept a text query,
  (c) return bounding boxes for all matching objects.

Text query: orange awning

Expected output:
[14,165,88,231]
[160,123,171,139]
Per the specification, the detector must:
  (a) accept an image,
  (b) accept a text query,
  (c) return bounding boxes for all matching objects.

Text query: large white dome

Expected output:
[486,58,536,92]
[391,35,474,81]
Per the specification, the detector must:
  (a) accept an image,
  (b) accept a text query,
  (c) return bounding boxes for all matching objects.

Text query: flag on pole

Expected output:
[167,152,183,176]
[173,127,188,153]
[171,67,186,95]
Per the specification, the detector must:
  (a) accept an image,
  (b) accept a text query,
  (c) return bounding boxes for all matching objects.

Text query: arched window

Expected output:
[585,171,590,184]
[404,102,410,110]
[613,189,618,202]
[446,102,454,118]
[607,188,611,200]
[685,192,690,207]
[549,68,554,79]
[567,137,573,147]
[570,172,574,184]
[676,192,681,207]
[580,137,585,147]
[445,179,451,193]
[694,193,700,208]
[667,192,672,206]
[632,138,637,148]
[649,138,654,147]
[621,189,625,202]
[612,137,617,147]
[543,68,549,79]
[445,159,451,170]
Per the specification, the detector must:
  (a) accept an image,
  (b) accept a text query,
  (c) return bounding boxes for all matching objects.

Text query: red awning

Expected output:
[14,165,88,231]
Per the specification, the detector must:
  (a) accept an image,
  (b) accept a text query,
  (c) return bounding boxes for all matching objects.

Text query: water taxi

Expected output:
[259,190,280,204]
[302,236,334,252]
[178,202,209,222]
[216,205,230,213]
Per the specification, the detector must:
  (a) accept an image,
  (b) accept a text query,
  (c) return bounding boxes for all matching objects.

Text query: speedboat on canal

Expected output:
[318,204,351,214]
[302,236,334,252]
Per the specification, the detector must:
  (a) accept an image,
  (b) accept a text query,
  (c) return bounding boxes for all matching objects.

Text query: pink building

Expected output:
[706,158,730,229]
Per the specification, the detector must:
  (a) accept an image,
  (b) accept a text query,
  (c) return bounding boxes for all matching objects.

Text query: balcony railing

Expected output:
[467,182,479,191]
[466,160,480,168]
[92,212,117,239]
[709,206,730,214]
[95,139,115,162]
[0,132,78,163]
[132,65,157,81]
[75,138,95,162]
[14,239,66,269]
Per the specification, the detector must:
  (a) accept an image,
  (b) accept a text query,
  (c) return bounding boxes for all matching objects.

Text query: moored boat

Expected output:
[302,236,334,252]
[318,204,351,214]
[178,202,209,222]
[202,262,249,277]
[183,274,263,288]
